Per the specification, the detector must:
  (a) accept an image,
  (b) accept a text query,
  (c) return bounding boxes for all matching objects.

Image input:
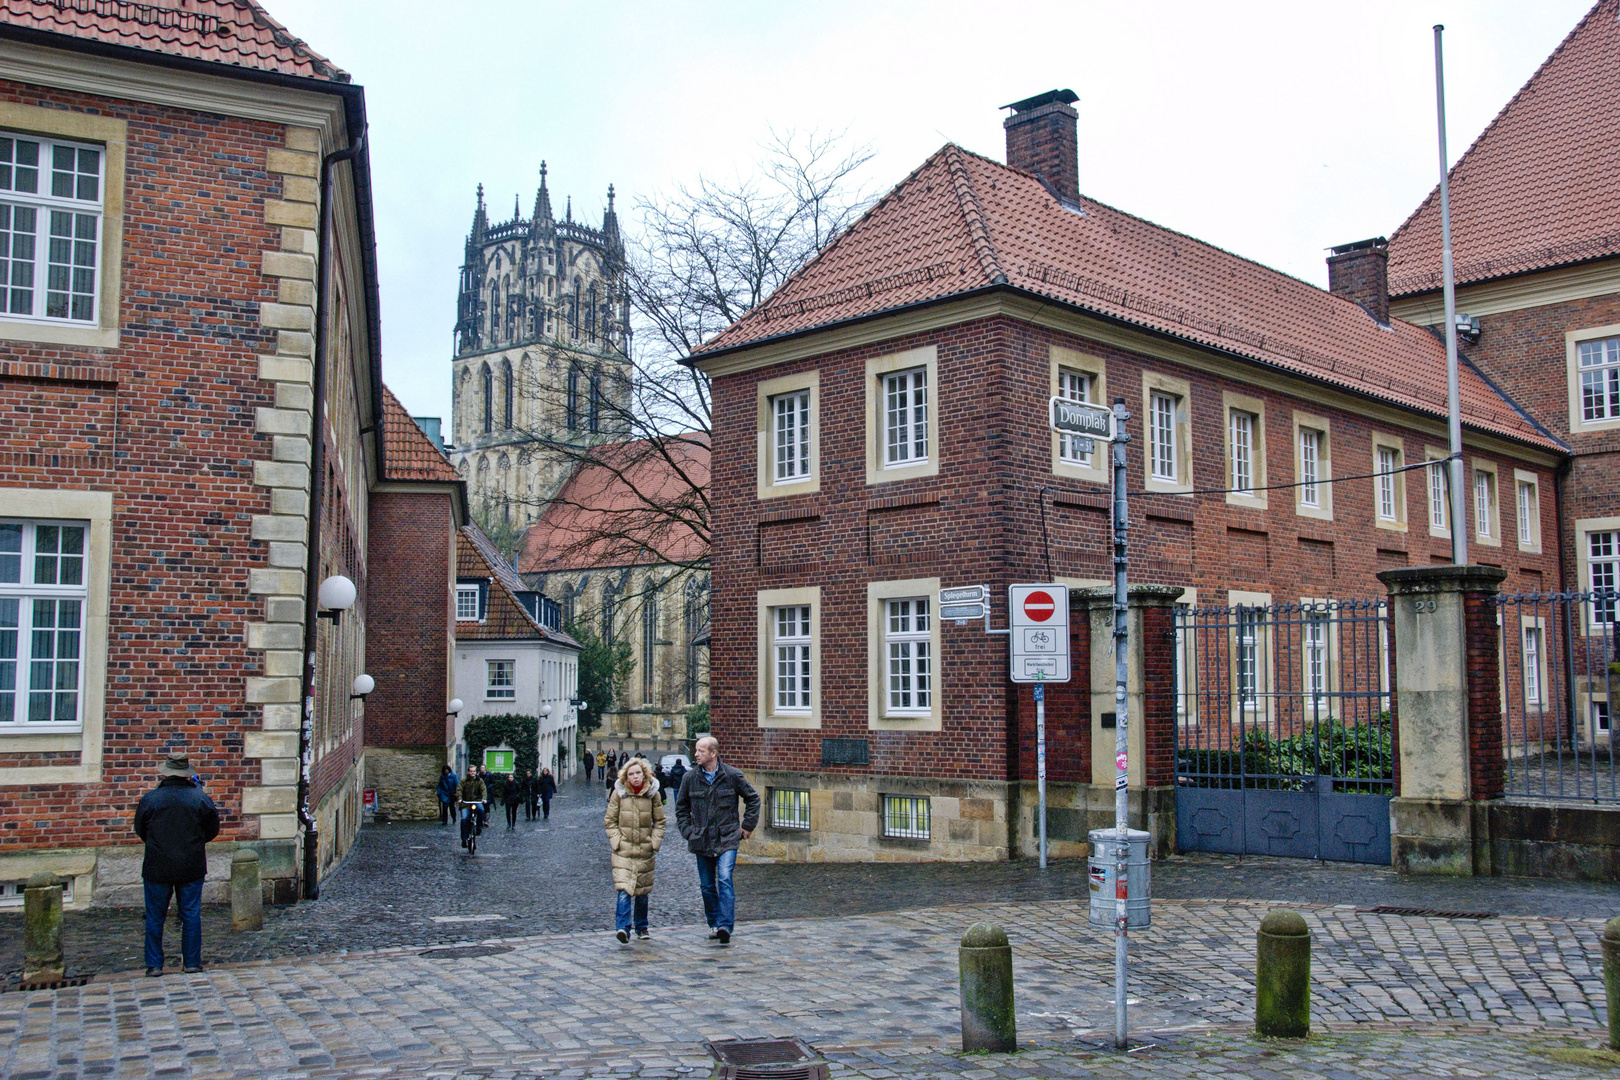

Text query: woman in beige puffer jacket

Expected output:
[605,757,665,943]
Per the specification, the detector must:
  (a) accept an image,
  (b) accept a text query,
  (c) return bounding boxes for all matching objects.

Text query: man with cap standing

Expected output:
[133,754,220,976]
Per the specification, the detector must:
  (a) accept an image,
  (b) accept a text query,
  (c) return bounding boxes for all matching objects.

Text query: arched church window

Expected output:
[587,283,597,340]
[481,364,493,434]
[566,364,581,431]
[641,588,659,702]
[488,283,499,341]
[572,279,581,338]
[502,360,514,430]
[588,369,602,434]
[684,574,708,705]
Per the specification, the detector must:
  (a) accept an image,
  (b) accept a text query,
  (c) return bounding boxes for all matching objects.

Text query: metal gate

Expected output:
[1174,599,1394,863]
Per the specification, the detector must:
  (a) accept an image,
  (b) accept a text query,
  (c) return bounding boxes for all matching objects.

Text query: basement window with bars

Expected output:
[769,787,810,830]
[0,877,72,907]
[0,133,103,323]
[1,520,87,729]
[882,794,930,839]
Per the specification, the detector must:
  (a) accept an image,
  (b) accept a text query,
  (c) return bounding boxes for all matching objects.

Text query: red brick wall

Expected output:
[0,82,283,849]
[710,311,1561,786]
[1014,602,1090,783]
[366,492,453,748]
[1463,590,1505,800]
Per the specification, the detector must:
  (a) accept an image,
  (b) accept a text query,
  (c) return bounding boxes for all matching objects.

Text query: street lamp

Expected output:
[446,697,464,718]
[317,574,357,624]
[350,674,374,700]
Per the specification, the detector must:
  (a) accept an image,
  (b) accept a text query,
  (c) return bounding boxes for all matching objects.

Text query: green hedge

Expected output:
[1178,717,1393,792]
[463,713,540,780]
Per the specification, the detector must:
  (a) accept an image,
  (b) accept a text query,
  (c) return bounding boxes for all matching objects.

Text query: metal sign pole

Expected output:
[1035,680,1047,868]
[1110,396,1131,1050]
[1433,23,1468,568]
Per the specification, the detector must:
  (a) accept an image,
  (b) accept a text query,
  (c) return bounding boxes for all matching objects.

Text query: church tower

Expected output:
[449,164,632,539]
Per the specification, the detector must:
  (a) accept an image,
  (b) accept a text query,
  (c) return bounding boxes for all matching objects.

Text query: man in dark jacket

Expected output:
[675,736,759,945]
[536,768,557,819]
[436,765,458,825]
[133,754,220,976]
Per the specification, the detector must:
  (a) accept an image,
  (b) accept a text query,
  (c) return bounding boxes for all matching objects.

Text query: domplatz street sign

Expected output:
[1050,397,1115,441]
[1008,583,1071,683]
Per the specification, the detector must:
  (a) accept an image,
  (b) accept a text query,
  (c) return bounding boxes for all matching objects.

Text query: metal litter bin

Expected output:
[1088,827,1151,929]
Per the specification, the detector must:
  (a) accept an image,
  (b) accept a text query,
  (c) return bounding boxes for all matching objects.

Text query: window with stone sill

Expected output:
[884,597,932,717]
[486,659,515,700]
[1580,336,1620,423]
[0,519,87,729]
[770,787,810,830]
[881,794,930,840]
[1297,428,1322,508]
[772,604,812,714]
[882,367,928,467]
[773,389,811,483]
[0,133,103,325]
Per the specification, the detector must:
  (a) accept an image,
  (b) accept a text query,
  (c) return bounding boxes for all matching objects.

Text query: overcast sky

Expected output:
[263,0,1595,423]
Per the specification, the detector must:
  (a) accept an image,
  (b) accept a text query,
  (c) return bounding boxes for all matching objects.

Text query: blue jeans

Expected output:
[143,878,203,970]
[615,890,649,933]
[695,849,738,932]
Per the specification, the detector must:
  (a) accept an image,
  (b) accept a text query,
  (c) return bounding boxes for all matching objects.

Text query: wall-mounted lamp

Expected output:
[446,698,464,719]
[540,704,553,719]
[317,574,357,624]
[350,674,375,700]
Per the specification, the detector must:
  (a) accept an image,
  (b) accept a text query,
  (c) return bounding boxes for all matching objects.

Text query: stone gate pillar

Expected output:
[1377,565,1507,875]
[1074,584,1183,858]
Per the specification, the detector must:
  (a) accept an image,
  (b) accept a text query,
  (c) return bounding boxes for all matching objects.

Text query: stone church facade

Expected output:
[448,165,632,537]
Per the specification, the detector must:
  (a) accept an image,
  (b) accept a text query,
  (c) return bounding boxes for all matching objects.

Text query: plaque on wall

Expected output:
[821,738,870,765]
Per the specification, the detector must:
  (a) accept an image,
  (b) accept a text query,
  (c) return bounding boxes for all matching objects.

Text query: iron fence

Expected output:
[1492,590,1617,803]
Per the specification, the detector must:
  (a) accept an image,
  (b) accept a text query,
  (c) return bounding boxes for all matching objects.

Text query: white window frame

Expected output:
[757,587,819,728]
[1228,590,1273,721]
[1223,392,1266,508]
[456,584,481,622]
[1142,371,1192,494]
[868,578,942,731]
[769,787,811,830]
[773,604,812,714]
[1292,413,1332,521]
[1051,349,1107,484]
[1521,623,1545,711]
[1472,459,1500,547]
[1514,470,1541,553]
[1300,601,1337,717]
[881,794,931,840]
[774,390,811,483]
[0,131,104,326]
[756,370,819,498]
[485,659,516,700]
[865,347,937,485]
[0,518,88,731]
[1568,324,1620,433]
[883,597,933,717]
[0,105,125,349]
[1371,434,1406,531]
[1425,449,1450,538]
[1579,519,1620,633]
[882,367,928,468]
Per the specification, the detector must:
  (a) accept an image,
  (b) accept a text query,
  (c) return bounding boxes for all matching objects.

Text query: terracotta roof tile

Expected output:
[380,384,460,484]
[1388,1,1620,295]
[457,525,579,649]
[0,0,348,81]
[516,436,709,574]
[695,145,1558,452]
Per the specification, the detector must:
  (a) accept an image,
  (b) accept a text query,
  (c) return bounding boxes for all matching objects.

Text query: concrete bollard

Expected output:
[230,849,264,932]
[22,871,64,986]
[1255,908,1310,1038]
[959,922,1016,1052]
[1605,916,1620,1050]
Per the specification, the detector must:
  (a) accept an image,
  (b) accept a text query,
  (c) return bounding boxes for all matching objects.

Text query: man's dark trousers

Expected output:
[144,879,203,970]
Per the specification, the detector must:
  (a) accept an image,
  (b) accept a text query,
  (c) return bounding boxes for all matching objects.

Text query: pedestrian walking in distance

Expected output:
[133,754,220,976]
[436,764,458,825]
[604,758,618,794]
[675,736,759,945]
[502,770,523,830]
[605,757,664,943]
[523,769,539,820]
[537,767,557,819]
[594,749,606,782]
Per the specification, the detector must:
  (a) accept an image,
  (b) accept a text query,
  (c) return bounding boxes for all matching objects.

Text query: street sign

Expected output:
[1008,583,1071,682]
[1050,397,1115,442]
[940,602,986,622]
[940,585,987,604]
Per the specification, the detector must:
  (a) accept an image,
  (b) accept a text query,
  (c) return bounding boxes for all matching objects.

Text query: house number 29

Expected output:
[1409,598,1438,614]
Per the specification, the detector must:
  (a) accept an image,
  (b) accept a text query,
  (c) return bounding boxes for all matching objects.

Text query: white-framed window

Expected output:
[1298,428,1321,508]
[486,659,515,700]
[0,132,103,325]
[1378,447,1398,521]
[1057,367,1094,465]
[1150,390,1178,482]
[1304,609,1329,712]
[0,519,87,728]
[1595,700,1612,735]
[1522,626,1543,707]
[1591,529,1617,625]
[881,794,930,840]
[1516,475,1540,552]
[770,787,811,830]
[1236,606,1261,710]
[884,597,932,716]
[1427,457,1450,534]
[882,367,928,467]
[456,584,481,622]
[1372,437,1405,527]
[1229,409,1255,495]
[773,604,812,713]
[1579,335,1620,423]
[773,390,810,483]
[1474,466,1498,543]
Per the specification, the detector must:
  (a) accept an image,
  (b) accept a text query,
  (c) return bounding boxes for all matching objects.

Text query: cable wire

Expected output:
[1125,453,1454,499]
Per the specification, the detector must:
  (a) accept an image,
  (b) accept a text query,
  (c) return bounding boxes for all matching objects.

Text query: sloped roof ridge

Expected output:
[943,144,1007,285]
[1388,0,1602,256]
[232,0,342,76]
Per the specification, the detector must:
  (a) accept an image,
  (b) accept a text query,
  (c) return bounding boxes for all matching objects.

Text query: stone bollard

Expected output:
[1605,916,1620,1050]
[959,922,1016,1052]
[231,849,264,932]
[23,871,65,986]
[1256,909,1311,1037]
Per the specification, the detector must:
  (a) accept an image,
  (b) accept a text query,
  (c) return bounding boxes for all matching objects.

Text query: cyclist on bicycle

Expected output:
[457,765,488,851]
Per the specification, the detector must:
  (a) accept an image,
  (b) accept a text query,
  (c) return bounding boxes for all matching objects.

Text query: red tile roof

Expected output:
[1388,0,1620,296]
[380,384,461,484]
[516,435,709,574]
[694,144,1558,452]
[0,0,347,81]
[457,525,579,648]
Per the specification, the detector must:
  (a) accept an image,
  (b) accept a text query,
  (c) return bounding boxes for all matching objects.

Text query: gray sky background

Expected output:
[263,0,1596,425]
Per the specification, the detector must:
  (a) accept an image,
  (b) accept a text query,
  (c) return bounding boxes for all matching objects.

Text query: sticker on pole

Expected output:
[1008,584,1070,683]
[1115,751,1128,772]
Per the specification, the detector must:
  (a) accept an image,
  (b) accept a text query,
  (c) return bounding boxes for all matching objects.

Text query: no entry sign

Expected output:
[1008,583,1071,683]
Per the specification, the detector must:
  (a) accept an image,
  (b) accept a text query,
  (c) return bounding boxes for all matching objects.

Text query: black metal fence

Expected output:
[1492,591,1617,803]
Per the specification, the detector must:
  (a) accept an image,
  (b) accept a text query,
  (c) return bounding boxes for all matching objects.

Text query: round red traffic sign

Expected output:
[1022,590,1056,623]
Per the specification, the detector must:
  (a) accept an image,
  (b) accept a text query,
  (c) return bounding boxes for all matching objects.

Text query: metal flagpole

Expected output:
[1434,24,1468,567]
[1110,397,1131,1049]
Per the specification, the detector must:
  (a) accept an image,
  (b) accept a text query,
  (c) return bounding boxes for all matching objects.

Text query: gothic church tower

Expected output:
[449,164,631,536]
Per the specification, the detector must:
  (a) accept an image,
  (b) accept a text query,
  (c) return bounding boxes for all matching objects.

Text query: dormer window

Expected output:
[456,583,482,622]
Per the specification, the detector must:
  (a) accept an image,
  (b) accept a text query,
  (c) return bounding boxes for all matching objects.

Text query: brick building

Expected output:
[691,85,1569,862]
[0,2,449,904]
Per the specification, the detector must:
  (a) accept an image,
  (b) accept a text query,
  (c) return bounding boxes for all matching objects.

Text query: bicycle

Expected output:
[458,799,487,854]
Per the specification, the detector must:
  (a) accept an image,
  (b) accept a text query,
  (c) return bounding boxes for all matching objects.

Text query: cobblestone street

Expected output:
[3,786,1619,1078]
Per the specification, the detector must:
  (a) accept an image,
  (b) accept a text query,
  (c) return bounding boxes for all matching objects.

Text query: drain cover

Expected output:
[417,945,514,959]
[1360,906,1497,920]
[3,975,92,992]
[706,1037,826,1079]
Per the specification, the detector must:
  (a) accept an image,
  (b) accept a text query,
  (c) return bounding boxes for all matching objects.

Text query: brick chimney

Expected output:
[1327,237,1390,325]
[1003,89,1080,203]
